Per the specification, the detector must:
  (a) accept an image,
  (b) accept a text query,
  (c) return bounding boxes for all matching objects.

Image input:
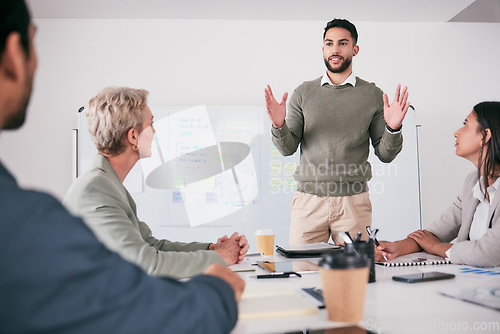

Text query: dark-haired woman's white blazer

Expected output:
[427,171,500,267]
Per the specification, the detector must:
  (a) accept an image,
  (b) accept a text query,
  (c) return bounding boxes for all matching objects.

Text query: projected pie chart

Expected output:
[146,142,250,189]
[142,140,257,226]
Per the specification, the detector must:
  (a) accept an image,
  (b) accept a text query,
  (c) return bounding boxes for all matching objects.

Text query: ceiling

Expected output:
[26,0,500,22]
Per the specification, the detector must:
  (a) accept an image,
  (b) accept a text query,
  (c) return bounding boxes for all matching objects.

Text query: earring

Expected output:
[133,145,139,151]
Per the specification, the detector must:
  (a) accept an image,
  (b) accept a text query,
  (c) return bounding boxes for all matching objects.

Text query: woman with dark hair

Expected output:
[376,101,500,267]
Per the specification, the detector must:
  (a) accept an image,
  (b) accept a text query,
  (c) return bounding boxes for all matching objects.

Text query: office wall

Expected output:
[0,18,499,235]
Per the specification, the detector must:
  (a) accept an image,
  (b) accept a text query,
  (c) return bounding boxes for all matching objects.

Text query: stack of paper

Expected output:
[440,286,500,311]
[238,284,318,320]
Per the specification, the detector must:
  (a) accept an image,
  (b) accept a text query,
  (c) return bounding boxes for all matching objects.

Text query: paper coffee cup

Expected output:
[255,229,275,255]
[319,252,370,322]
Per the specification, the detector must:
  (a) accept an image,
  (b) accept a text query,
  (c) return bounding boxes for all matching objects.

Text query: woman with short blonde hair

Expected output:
[64,86,249,279]
[86,86,148,156]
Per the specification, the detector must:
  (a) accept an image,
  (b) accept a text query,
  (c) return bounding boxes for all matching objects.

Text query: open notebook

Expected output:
[376,252,451,267]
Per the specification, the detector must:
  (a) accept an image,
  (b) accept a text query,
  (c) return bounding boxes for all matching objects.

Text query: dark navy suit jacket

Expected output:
[0,162,238,333]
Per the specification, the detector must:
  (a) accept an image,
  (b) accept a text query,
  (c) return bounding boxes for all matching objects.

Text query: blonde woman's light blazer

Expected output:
[64,154,225,279]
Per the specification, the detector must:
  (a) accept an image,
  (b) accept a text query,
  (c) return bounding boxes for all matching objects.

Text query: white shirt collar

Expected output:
[472,176,500,204]
[321,71,357,87]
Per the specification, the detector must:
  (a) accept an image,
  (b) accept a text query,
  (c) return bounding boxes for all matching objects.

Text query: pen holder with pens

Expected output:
[345,239,376,283]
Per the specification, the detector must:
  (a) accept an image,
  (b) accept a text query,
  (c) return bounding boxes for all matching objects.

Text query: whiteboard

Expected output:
[75,105,420,250]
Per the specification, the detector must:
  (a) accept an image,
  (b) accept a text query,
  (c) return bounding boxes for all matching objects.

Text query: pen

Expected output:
[366,226,388,262]
[344,231,353,242]
[338,231,353,244]
[245,253,262,257]
[366,226,376,244]
[255,272,302,279]
[369,228,379,243]
[354,232,362,242]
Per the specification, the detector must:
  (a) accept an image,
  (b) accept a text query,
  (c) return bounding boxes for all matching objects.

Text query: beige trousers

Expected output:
[289,191,372,245]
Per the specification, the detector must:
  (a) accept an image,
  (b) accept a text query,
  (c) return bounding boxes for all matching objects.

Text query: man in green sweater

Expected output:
[264,18,410,245]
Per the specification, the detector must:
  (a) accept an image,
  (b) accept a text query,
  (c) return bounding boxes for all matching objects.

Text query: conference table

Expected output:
[231,252,500,334]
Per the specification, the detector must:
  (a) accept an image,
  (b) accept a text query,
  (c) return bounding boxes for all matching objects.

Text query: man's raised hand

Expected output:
[264,85,288,129]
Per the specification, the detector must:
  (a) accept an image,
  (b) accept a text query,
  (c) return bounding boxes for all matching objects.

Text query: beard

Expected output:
[324,55,352,74]
[3,90,31,130]
[3,73,33,130]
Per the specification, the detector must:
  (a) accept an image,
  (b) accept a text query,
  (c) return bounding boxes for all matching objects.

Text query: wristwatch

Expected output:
[386,124,402,133]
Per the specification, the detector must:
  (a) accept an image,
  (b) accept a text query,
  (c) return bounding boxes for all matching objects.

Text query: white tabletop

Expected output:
[231,253,500,334]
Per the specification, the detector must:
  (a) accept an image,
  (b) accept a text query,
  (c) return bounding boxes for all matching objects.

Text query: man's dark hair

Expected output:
[0,0,31,56]
[323,19,358,45]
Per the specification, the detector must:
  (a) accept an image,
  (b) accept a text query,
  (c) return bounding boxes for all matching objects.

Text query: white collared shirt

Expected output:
[469,176,500,241]
[321,72,357,87]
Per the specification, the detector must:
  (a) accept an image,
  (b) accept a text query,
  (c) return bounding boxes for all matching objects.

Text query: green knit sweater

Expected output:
[271,76,403,197]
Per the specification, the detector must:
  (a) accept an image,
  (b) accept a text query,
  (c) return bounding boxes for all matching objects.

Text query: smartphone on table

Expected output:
[392,271,455,283]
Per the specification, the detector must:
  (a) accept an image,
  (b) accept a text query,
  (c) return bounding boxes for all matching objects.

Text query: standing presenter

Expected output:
[265,18,410,245]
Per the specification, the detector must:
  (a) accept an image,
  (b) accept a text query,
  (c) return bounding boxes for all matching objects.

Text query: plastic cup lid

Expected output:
[255,229,274,235]
[319,252,370,270]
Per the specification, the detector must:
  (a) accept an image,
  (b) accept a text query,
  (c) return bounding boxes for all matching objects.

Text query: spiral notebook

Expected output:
[376,252,452,267]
